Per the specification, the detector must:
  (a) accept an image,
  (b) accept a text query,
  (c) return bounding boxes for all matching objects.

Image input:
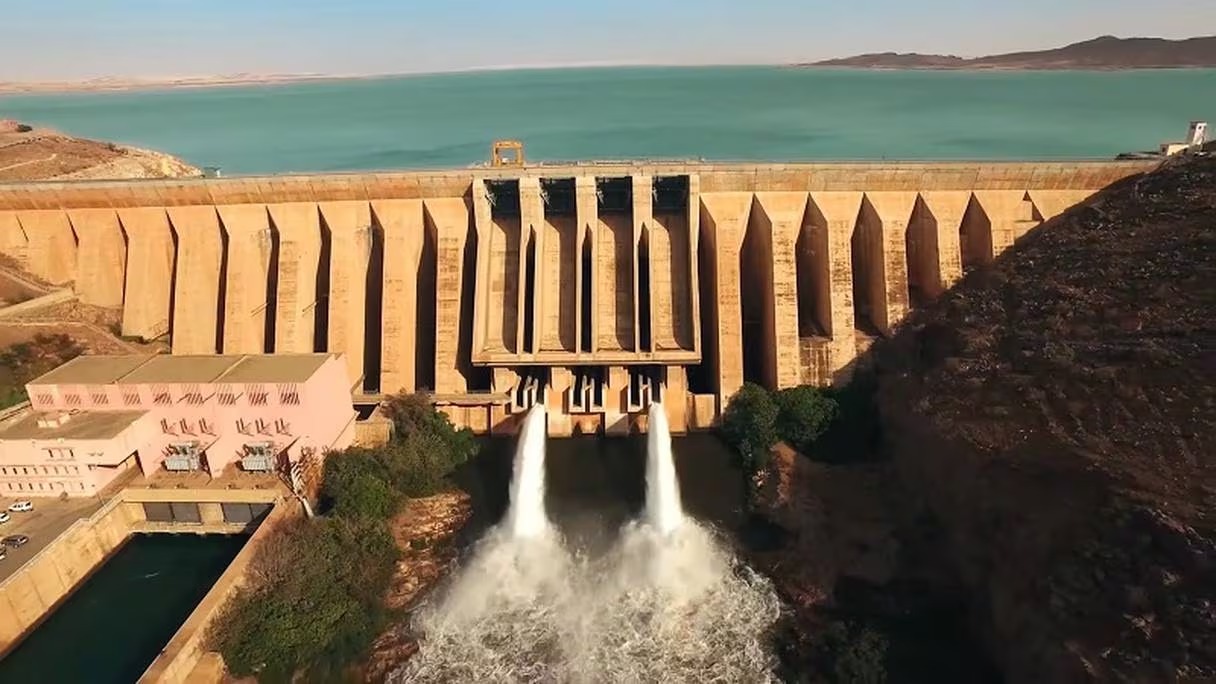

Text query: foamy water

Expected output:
[393,403,782,683]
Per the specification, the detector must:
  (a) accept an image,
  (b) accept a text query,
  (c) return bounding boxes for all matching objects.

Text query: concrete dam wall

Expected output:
[0,160,1156,435]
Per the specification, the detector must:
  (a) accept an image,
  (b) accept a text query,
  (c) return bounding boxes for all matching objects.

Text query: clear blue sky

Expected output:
[3,0,1214,81]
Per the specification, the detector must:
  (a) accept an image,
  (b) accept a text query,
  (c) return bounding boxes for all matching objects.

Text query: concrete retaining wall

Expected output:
[0,287,75,319]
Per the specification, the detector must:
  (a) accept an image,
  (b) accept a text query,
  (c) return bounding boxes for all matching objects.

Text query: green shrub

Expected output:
[381,430,470,497]
[815,621,889,684]
[210,517,398,682]
[774,386,839,451]
[321,449,399,520]
[383,392,477,463]
[833,626,889,684]
[0,334,84,409]
[720,382,779,472]
[212,393,477,681]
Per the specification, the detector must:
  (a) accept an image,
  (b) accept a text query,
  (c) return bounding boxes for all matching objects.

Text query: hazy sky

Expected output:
[3,0,1214,81]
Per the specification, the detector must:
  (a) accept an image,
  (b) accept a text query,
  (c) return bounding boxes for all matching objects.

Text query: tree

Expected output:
[382,392,477,464]
[209,517,398,681]
[774,386,839,451]
[720,382,779,472]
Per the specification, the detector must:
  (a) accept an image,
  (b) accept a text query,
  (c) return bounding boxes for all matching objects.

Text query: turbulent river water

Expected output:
[396,405,782,683]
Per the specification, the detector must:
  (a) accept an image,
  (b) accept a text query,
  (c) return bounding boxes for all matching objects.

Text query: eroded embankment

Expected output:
[874,151,1216,682]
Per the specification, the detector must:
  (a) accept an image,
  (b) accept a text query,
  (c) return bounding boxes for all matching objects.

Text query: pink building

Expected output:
[0,354,356,497]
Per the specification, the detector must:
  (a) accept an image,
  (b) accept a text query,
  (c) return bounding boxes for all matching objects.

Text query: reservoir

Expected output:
[2,67,1214,174]
[0,533,246,684]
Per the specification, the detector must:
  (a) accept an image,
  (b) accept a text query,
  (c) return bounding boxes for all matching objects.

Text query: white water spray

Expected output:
[394,404,782,683]
[645,402,684,535]
[506,404,550,538]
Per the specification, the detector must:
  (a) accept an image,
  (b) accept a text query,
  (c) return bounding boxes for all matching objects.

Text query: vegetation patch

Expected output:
[0,334,83,409]
[209,392,475,682]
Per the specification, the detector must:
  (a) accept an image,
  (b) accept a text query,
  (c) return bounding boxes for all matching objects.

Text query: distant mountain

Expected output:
[804,35,1216,70]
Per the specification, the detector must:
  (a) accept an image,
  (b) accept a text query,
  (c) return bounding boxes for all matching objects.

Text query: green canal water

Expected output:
[2,67,1215,174]
[0,533,245,684]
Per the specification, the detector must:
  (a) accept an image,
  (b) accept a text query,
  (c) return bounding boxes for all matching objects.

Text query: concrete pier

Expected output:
[167,206,223,355]
[217,205,272,354]
[373,199,424,395]
[17,210,77,285]
[117,207,175,340]
[320,201,372,388]
[67,208,126,308]
[268,202,322,355]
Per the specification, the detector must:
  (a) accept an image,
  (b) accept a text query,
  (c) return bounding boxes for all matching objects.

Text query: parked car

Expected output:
[0,512,9,524]
[7,501,33,513]
[2,535,29,548]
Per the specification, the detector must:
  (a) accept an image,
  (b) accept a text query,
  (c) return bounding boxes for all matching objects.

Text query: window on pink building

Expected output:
[90,389,110,405]
[64,392,82,407]
[218,388,239,406]
[122,389,142,406]
[278,384,300,405]
[249,384,269,406]
[183,384,205,405]
[153,386,172,406]
[34,391,54,406]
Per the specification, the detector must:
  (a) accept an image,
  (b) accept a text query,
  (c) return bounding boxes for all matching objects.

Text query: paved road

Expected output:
[0,495,104,582]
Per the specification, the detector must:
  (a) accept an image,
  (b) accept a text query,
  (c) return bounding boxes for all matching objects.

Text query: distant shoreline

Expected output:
[3,62,1215,95]
[0,74,377,95]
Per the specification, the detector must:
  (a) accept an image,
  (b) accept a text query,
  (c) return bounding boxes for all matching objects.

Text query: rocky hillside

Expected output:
[0,119,200,181]
[809,35,1216,70]
[875,148,1215,681]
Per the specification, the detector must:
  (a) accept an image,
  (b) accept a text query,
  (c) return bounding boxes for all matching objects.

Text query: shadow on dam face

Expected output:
[454,434,750,554]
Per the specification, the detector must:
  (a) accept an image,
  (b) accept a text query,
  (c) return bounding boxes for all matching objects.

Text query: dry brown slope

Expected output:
[0,122,200,181]
[876,150,1216,682]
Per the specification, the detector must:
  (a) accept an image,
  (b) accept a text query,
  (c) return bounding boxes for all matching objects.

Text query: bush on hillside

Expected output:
[817,622,889,684]
[774,386,839,452]
[0,334,84,409]
[210,516,399,682]
[384,392,477,459]
[321,450,400,520]
[720,382,779,472]
[212,394,478,681]
[380,429,471,497]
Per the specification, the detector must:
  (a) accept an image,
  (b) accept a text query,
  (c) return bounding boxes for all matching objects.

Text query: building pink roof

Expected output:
[0,410,145,440]
[27,353,338,387]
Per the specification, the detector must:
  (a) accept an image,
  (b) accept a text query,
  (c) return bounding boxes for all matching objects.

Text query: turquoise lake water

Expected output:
[2,67,1214,175]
